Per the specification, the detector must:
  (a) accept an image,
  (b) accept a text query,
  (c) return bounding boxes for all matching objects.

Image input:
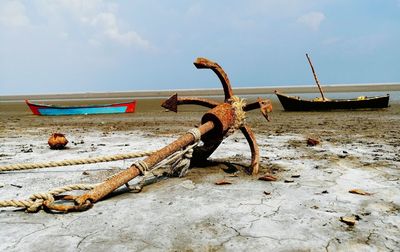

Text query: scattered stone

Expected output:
[343,150,348,154]
[10,184,22,188]
[284,179,294,183]
[291,174,300,178]
[349,189,371,195]
[215,179,232,185]
[21,148,33,153]
[48,133,68,150]
[338,153,347,158]
[258,174,277,181]
[82,171,90,175]
[307,137,320,146]
[180,180,196,190]
[340,216,357,226]
[321,190,329,194]
[263,191,271,195]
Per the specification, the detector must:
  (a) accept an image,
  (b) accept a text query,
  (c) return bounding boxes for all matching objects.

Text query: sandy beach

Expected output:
[0,93,399,251]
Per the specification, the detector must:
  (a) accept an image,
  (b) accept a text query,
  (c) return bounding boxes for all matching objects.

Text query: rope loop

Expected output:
[135,160,149,175]
[187,128,202,142]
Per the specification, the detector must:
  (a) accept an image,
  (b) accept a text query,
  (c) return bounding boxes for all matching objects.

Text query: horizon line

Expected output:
[1,82,400,97]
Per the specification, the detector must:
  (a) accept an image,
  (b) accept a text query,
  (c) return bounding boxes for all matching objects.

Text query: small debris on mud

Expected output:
[215,179,232,185]
[349,189,371,195]
[21,148,33,153]
[284,179,295,183]
[258,174,277,181]
[340,216,357,226]
[307,137,320,146]
[291,174,301,178]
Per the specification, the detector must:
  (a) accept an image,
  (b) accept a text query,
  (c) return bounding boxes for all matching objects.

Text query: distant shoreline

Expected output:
[1,82,399,102]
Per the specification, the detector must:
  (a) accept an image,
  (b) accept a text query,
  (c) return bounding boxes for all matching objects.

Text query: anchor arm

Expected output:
[194,57,234,101]
[240,125,260,175]
[162,93,220,112]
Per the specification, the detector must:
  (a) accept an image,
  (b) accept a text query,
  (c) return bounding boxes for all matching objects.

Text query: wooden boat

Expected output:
[275,54,390,111]
[26,100,136,116]
[274,91,390,111]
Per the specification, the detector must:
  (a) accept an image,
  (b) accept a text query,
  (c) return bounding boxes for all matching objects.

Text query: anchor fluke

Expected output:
[162,93,178,112]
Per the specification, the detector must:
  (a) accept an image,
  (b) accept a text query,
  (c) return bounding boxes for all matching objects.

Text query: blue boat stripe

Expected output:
[38,106,127,116]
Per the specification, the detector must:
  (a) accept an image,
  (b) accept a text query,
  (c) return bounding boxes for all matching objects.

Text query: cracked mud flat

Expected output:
[0,99,399,251]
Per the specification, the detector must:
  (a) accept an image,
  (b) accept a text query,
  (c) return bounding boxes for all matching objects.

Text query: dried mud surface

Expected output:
[0,99,399,251]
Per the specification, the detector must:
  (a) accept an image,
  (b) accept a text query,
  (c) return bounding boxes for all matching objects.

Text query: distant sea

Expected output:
[1,84,399,103]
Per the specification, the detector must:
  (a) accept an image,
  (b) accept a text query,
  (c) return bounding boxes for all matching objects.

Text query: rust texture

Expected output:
[194,57,233,101]
[201,103,235,141]
[47,57,272,212]
[165,57,272,174]
[240,125,260,175]
[75,121,215,206]
[163,93,271,119]
[162,94,219,112]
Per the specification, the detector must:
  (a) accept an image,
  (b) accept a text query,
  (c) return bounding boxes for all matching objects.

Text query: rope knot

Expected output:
[229,96,247,133]
[135,160,149,175]
[187,128,201,142]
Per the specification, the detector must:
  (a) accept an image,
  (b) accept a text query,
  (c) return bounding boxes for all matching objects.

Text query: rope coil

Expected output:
[0,183,98,212]
[0,140,201,212]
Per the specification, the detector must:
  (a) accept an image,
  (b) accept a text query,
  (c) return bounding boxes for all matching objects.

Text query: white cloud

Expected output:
[90,12,150,48]
[0,1,30,28]
[297,11,325,31]
[37,0,150,48]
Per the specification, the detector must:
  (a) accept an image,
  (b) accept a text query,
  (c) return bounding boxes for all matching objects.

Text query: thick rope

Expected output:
[1,127,203,212]
[227,96,247,136]
[0,150,156,172]
[1,141,200,212]
[187,128,201,142]
[0,183,98,212]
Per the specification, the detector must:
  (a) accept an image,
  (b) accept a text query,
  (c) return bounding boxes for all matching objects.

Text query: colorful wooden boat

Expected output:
[26,100,136,116]
[274,91,390,111]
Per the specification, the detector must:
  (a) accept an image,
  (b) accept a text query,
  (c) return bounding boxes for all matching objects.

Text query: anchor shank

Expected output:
[75,121,215,205]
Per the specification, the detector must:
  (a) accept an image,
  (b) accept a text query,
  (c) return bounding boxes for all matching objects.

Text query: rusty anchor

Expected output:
[43,57,272,212]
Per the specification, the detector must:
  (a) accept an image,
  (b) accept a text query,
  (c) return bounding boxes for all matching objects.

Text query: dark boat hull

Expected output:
[26,100,136,116]
[275,92,390,111]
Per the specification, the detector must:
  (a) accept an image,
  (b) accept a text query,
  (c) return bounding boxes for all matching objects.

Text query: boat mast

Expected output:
[306,53,326,101]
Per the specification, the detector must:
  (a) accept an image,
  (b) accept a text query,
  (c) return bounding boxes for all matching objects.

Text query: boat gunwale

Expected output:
[25,99,136,109]
[274,91,389,103]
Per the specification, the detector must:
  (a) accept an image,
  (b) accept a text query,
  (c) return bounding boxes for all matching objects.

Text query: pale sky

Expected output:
[0,0,399,94]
